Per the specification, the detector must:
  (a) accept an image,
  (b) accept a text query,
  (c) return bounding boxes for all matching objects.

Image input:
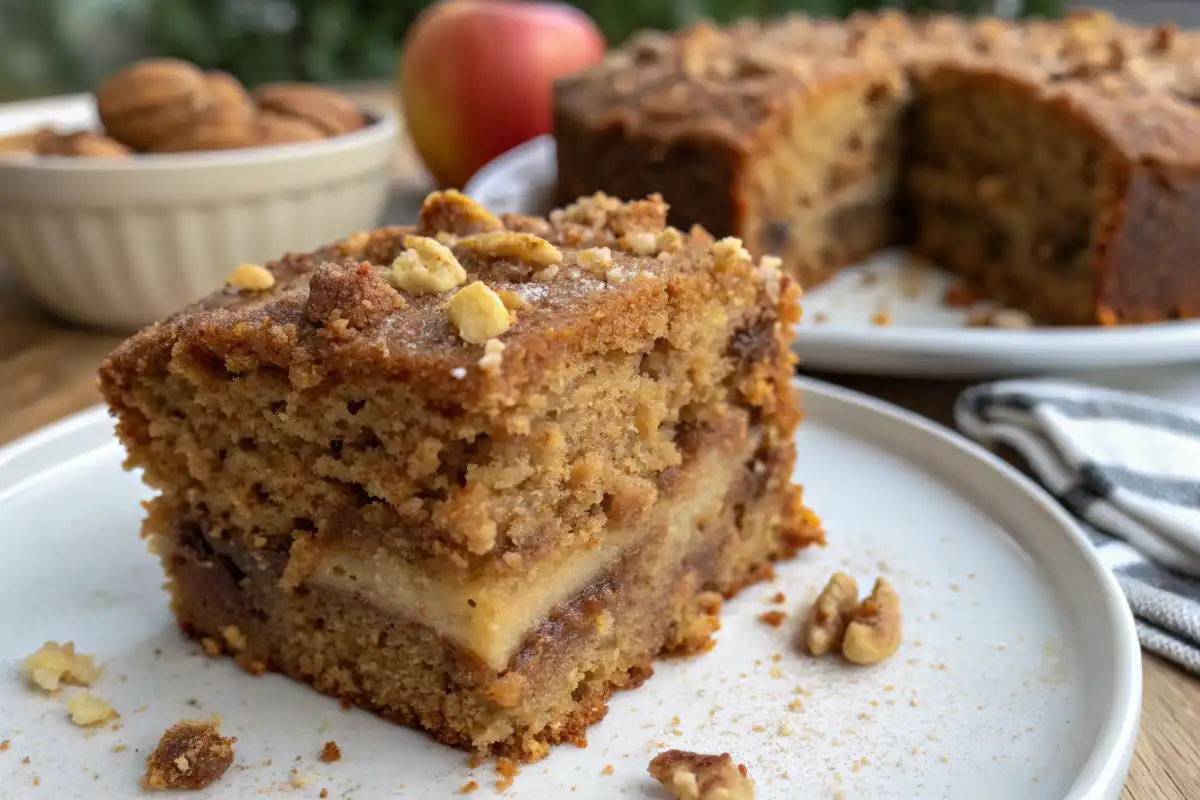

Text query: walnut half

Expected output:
[842,577,902,666]
[804,572,859,657]
[648,750,754,800]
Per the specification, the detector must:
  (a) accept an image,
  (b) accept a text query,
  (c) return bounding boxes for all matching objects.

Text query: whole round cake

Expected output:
[554,10,1200,325]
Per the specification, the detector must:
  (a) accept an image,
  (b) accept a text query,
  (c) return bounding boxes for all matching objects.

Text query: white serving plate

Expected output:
[465,135,1200,379]
[0,379,1138,798]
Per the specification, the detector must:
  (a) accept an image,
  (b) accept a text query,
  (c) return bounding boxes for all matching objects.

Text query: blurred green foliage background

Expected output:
[0,0,1063,101]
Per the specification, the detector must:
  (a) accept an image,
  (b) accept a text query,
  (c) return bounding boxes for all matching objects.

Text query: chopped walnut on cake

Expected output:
[648,750,754,799]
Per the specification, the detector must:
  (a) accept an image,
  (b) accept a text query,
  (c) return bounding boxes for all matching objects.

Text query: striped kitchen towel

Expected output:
[955,379,1200,675]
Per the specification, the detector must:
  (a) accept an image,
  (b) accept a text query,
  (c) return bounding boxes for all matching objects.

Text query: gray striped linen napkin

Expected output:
[954,379,1200,675]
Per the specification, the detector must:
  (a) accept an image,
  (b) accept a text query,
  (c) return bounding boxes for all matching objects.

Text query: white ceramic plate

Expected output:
[0,379,1139,799]
[465,135,1200,378]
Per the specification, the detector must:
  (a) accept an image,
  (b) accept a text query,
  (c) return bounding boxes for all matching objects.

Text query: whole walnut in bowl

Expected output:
[0,59,397,330]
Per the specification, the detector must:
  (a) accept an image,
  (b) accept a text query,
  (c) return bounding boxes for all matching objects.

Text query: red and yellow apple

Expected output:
[399,0,606,188]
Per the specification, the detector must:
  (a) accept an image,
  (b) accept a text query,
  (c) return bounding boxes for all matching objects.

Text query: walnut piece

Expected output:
[417,189,504,237]
[33,129,131,158]
[648,750,754,800]
[391,235,467,295]
[254,112,326,146]
[252,83,365,136]
[448,281,512,344]
[804,572,859,657]
[21,641,101,692]
[842,577,902,666]
[577,246,615,273]
[143,720,236,791]
[225,263,276,292]
[712,237,752,271]
[67,691,119,726]
[456,231,564,268]
[95,58,206,151]
[149,71,256,152]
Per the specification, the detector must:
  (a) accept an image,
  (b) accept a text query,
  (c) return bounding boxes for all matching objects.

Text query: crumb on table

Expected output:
[20,641,101,692]
[758,610,787,628]
[648,749,755,799]
[142,720,236,791]
[319,741,341,763]
[495,757,520,791]
[67,691,119,726]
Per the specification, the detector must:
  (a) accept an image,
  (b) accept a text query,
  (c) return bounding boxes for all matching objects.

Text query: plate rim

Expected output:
[0,381,1141,798]
[465,134,1200,375]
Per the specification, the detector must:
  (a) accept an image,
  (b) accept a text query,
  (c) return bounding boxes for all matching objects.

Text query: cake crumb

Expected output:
[758,610,787,628]
[319,741,341,763]
[602,764,615,776]
[459,781,479,794]
[868,310,892,327]
[478,337,506,372]
[221,625,247,652]
[648,750,754,799]
[495,756,520,791]
[20,641,101,692]
[768,592,786,604]
[289,771,319,789]
[142,720,236,791]
[320,790,329,799]
[68,692,119,726]
[0,740,8,751]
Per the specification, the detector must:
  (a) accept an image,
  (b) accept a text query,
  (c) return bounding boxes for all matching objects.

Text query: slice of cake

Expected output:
[554,11,1200,325]
[99,190,822,760]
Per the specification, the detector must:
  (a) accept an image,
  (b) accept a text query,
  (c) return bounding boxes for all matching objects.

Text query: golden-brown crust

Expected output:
[99,192,796,413]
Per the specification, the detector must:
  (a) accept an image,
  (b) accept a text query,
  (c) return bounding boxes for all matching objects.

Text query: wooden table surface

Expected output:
[2,89,1198,800]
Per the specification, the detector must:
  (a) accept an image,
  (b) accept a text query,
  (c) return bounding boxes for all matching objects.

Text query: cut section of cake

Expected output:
[99,190,822,761]
[554,11,1200,324]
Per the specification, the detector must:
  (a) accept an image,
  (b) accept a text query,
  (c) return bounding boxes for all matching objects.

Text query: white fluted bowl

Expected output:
[0,98,397,330]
